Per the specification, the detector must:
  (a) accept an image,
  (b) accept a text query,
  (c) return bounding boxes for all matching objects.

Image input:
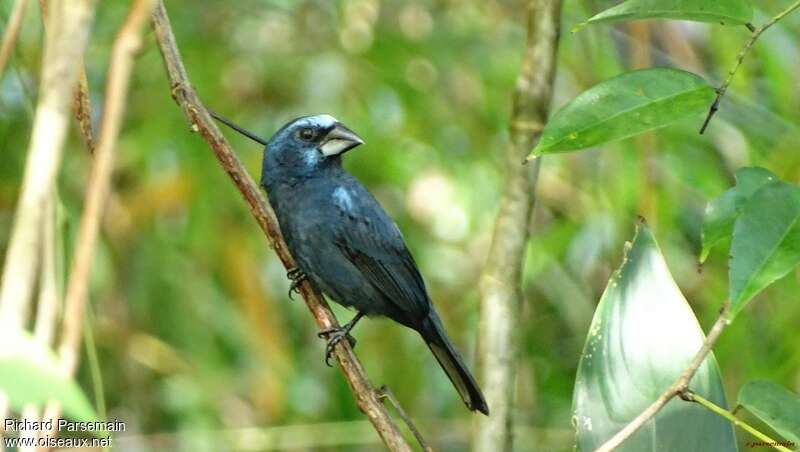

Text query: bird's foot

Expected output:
[317,312,364,366]
[317,328,357,366]
[286,267,307,300]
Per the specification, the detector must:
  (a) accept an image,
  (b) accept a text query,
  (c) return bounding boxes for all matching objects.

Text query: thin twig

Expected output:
[0,0,29,77]
[377,385,432,452]
[682,390,792,452]
[149,2,413,451]
[474,1,562,451]
[594,302,730,452]
[699,0,800,134]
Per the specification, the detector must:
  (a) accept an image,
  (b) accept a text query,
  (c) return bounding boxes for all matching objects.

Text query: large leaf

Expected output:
[701,167,778,262]
[576,0,753,31]
[530,68,714,156]
[729,181,800,318]
[573,224,736,452]
[0,329,97,422]
[738,380,800,445]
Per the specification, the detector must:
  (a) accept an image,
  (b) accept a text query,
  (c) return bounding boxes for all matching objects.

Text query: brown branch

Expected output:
[473,1,562,451]
[699,0,800,134]
[149,2,413,451]
[593,302,730,452]
[0,0,29,77]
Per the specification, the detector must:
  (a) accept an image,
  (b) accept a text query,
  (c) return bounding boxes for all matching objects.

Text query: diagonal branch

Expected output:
[473,1,563,451]
[149,2,413,450]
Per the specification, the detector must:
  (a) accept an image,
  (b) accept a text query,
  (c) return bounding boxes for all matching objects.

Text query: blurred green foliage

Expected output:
[1,0,799,450]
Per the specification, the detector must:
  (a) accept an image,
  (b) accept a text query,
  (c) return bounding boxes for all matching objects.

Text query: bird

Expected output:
[211,111,489,415]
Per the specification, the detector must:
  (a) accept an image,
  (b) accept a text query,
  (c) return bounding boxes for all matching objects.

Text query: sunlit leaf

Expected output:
[0,329,97,422]
[530,69,714,156]
[573,224,736,452]
[701,167,778,262]
[575,0,753,31]
[729,181,800,318]
[738,380,800,445]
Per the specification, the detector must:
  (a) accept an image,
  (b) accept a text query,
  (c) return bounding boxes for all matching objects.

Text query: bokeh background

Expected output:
[1,0,799,450]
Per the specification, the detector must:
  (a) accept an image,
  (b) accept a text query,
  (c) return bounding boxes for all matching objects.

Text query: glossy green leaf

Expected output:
[0,329,97,422]
[573,224,736,452]
[738,380,800,446]
[701,167,778,262]
[729,181,800,318]
[530,69,714,156]
[576,0,753,31]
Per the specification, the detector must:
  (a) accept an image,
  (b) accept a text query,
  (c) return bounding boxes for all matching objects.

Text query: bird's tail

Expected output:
[419,311,489,415]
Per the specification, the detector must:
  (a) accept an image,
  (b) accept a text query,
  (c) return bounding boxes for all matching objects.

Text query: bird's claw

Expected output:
[317,327,357,367]
[286,267,307,300]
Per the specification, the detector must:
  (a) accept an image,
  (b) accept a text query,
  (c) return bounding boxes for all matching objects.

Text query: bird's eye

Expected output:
[298,128,315,141]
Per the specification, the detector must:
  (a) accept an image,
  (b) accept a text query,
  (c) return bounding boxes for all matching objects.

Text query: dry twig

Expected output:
[594,302,730,452]
[473,1,562,451]
[150,2,414,450]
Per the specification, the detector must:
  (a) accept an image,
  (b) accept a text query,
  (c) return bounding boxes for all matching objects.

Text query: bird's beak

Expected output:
[319,123,364,156]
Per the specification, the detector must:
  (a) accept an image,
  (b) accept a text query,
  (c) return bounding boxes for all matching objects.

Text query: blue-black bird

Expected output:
[211,112,489,415]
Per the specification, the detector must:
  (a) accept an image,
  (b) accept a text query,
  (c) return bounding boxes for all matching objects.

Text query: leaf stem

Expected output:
[682,390,792,452]
[700,0,800,133]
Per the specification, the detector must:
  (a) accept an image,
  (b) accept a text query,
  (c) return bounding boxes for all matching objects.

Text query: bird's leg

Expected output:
[286,267,307,300]
[317,312,365,366]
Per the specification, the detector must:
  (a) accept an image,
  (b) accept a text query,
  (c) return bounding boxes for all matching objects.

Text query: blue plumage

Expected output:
[233,114,488,415]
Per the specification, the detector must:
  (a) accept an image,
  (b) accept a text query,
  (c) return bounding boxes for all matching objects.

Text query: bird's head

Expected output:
[261,115,364,188]
[209,112,364,190]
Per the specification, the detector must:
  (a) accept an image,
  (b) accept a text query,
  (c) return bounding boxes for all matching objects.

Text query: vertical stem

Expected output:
[473,1,562,451]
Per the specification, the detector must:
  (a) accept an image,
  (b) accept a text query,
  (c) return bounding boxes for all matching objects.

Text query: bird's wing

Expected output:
[332,193,430,323]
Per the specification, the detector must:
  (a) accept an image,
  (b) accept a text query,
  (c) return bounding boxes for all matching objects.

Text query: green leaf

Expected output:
[573,224,736,452]
[738,381,800,445]
[701,167,778,262]
[575,0,753,31]
[729,181,800,318]
[530,69,714,156]
[0,329,97,422]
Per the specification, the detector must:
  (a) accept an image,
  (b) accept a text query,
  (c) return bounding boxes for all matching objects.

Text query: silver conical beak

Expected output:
[319,123,364,156]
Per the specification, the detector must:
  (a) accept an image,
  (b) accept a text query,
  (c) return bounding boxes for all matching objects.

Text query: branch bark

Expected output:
[473,1,562,451]
[150,2,413,450]
[593,302,730,452]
